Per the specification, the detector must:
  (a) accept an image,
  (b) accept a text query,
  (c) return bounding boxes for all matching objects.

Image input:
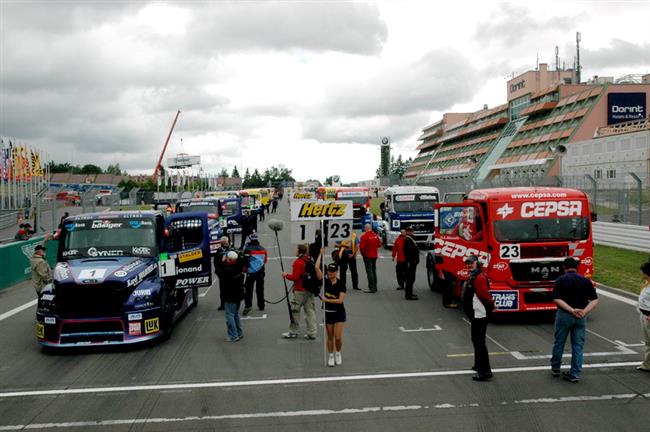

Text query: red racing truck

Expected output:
[426,187,594,313]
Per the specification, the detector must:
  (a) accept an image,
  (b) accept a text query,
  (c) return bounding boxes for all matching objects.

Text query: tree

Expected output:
[80,164,102,174]
[243,168,251,187]
[231,166,240,178]
[105,163,124,176]
[218,168,229,178]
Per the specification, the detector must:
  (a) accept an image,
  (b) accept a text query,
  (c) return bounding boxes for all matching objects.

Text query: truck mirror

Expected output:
[590,212,598,222]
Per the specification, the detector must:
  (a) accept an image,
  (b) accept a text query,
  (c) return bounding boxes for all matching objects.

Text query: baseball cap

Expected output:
[248,233,258,242]
[327,263,338,272]
[35,245,46,251]
[463,255,479,264]
[563,257,580,268]
[226,251,239,260]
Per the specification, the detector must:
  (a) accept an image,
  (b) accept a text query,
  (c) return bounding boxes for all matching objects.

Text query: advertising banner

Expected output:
[607,92,646,124]
[290,200,353,221]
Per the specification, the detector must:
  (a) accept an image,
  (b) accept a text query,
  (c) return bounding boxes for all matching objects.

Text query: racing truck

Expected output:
[335,187,371,229]
[35,210,212,347]
[381,186,439,247]
[175,197,244,254]
[426,187,594,313]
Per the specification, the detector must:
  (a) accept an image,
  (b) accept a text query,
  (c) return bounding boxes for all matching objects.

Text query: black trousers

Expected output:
[440,272,455,306]
[404,261,417,297]
[244,270,265,310]
[217,276,226,308]
[339,257,359,290]
[395,262,407,289]
[471,317,492,375]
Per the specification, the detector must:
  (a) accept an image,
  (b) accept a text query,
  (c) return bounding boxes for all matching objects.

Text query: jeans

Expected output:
[471,317,491,375]
[224,302,243,341]
[244,270,265,310]
[363,257,377,291]
[551,309,586,377]
[289,290,317,337]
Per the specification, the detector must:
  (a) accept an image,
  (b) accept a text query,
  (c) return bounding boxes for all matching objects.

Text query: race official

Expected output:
[359,223,381,293]
[30,239,52,295]
[403,227,420,300]
[281,244,317,340]
[551,257,599,383]
[462,255,495,381]
[243,234,268,315]
[392,229,407,290]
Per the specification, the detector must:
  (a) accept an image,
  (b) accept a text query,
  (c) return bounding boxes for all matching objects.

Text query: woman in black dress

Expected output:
[316,250,347,367]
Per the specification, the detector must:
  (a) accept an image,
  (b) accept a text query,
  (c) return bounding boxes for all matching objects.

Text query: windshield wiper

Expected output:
[534,224,540,240]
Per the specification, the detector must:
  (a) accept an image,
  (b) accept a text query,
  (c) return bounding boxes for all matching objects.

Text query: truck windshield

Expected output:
[493,217,589,242]
[393,195,438,213]
[61,218,157,259]
[220,201,239,216]
[338,196,368,206]
[176,203,219,214]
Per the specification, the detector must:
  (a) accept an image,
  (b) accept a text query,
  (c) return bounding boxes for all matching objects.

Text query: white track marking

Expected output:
[0,300,37,322]
[399,325,442,332]
[0,361,640,399]
[614,340,645,348]
[241,314,268,320]
[596,287,637,306]
[1,392,649,430]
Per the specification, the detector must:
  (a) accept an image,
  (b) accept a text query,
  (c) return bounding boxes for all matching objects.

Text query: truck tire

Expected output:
[160,288,174,339]
[190,286,199,309]
[427,266,436,291]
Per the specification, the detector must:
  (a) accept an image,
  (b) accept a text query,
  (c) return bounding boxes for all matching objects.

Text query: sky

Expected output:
[1,0,649,183]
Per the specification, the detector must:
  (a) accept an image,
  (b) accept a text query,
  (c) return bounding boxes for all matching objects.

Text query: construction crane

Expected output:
[152,110,181,181]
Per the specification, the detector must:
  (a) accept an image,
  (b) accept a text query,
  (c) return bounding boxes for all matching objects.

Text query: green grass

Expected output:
[370,197,382,216]
[594,244,648,294]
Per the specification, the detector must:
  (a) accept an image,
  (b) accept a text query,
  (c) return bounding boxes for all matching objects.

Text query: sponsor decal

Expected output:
[62,249,79,257]
[78,268,107,280]
[55,264,71,280]
[129,322,142,336]
[87,248,123,257]
[175,276,209,287]
[493,261,509,271]
[36,323,44,338]
[520,201,582,218]
[133,289,151,297]
[177,265,202,274]
[21,243,37,261]
[64,222,86,232]
[134,302,154,309]
[582,256,593,267]
[298,202,348,218]
[492,291,519,310]
[530,264,560,279]
[179,249,203,263]
[117,259,144,274]
[114,270,128,277]
[91,220,123,229]
[127,264,156,288]
[128,313,143,321]
[608,92,646,124]
[496,204,514,219]
[144,318,160,334]
[41,294,55,301]
[132,246,151,255]
[395,194,415,202]
[129,220,142,229]
[418,194,438,201]
[44,316,56,325]
[337,191,366,197]
[433,238,490,264]
[293,192,313,199]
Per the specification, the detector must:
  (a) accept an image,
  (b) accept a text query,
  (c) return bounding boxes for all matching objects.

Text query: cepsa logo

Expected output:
[521,201,582,218]
[298,202,348,218]
[433,238,490,264]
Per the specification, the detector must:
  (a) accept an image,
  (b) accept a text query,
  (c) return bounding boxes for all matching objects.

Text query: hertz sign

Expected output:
[290,200,353,221]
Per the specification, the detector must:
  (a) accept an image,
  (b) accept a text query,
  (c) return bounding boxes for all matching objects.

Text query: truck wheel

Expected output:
[190,287,199,308]
[427,266,436,291]
[160,289,174,339]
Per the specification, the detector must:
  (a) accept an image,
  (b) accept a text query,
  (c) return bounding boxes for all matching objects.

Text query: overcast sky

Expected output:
[1,1,649,182]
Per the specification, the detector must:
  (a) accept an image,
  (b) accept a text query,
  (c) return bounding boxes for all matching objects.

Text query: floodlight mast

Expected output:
[152,110,181,181]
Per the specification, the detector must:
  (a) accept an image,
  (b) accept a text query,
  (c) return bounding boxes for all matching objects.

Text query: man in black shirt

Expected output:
[403,227,420,300]
[550,257,599,383]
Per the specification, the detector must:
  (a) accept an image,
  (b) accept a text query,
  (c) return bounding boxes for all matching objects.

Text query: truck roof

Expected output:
[467,187,588,202]
[177,197,220,204]
[384,186,440,195]
[68,210,160,221]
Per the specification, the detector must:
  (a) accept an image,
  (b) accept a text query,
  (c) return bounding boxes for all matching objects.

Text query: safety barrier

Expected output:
[0,210,20,230]
[0,236,58,291]
[593,221,650,254]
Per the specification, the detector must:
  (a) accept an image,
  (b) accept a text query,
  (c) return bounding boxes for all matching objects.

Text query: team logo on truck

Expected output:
[496,201,582,219]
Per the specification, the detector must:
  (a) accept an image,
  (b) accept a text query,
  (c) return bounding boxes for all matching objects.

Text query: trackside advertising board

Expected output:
[290,200,353,221]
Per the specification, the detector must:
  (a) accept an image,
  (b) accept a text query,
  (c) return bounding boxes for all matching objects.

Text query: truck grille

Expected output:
[509,261,564,282]
[523,291,554,305]
[520,245,568,259]
[59,320,124,344]
[401,220,434,234]
[55,282,129,319]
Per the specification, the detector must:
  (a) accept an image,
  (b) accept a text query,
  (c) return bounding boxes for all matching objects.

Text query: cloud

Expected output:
[578,38,650,68]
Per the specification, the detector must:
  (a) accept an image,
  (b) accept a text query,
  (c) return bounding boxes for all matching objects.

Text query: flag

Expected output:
[11,141,20,181]
[23,146,31,181]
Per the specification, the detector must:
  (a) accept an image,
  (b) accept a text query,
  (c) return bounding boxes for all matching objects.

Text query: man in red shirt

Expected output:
[392,229,407,290]
[281,244,317,339]
[360,223,382,293]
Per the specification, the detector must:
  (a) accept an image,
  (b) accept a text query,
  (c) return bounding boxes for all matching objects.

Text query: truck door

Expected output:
[434,203,489,295]
[162,212,212,289]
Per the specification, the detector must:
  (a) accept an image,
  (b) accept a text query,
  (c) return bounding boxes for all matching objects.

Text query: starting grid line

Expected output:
[0,361,641,400]
[1,390,648,430]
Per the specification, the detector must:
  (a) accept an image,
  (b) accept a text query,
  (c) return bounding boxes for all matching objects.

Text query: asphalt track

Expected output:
[0,201,648,431]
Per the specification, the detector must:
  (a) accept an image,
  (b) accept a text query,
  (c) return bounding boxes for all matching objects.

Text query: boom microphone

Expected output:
[267,218,294,325]
[268,219,284,232]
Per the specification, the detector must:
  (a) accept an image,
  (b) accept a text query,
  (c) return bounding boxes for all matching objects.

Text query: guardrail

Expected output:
[593,221,650,253]
[0,210,20,230]
[0,235,58,291]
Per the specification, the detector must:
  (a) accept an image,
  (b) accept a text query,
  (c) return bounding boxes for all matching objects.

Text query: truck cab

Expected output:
[427,187,593,313]
[381,186,439,247]
[36,210,212,347]
[335,187,371,229]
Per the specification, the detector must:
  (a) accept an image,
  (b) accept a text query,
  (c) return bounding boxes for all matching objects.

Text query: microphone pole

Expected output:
[268,219,295,325]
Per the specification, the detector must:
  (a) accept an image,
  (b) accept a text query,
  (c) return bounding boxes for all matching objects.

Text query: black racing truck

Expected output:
[36,210,212,347]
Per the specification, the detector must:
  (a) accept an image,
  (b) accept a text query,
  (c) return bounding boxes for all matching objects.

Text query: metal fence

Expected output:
[414,173,650,226]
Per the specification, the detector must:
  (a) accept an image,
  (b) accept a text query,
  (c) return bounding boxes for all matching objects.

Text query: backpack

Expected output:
[301,256,321,295]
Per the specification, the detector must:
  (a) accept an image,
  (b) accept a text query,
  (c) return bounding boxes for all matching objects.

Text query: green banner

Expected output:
[0,236,58,291]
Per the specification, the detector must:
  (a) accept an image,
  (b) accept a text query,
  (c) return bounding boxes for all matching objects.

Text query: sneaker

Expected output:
[282,332,298,339]
[471,373,493,381]
[362,289,376,293]
[304,334,316,340]
[635,365,650,372]
[405,295,419,300]
[327,354,335,367]
[224,337,239,342]
[396,286,404,290]
[552,369,561,377]
[335,351,342,365]
[562,372,580,383]
[243,307,251,316]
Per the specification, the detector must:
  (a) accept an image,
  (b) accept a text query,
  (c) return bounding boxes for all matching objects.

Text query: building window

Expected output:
[594,169,602,179]
[607,169,616,179]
